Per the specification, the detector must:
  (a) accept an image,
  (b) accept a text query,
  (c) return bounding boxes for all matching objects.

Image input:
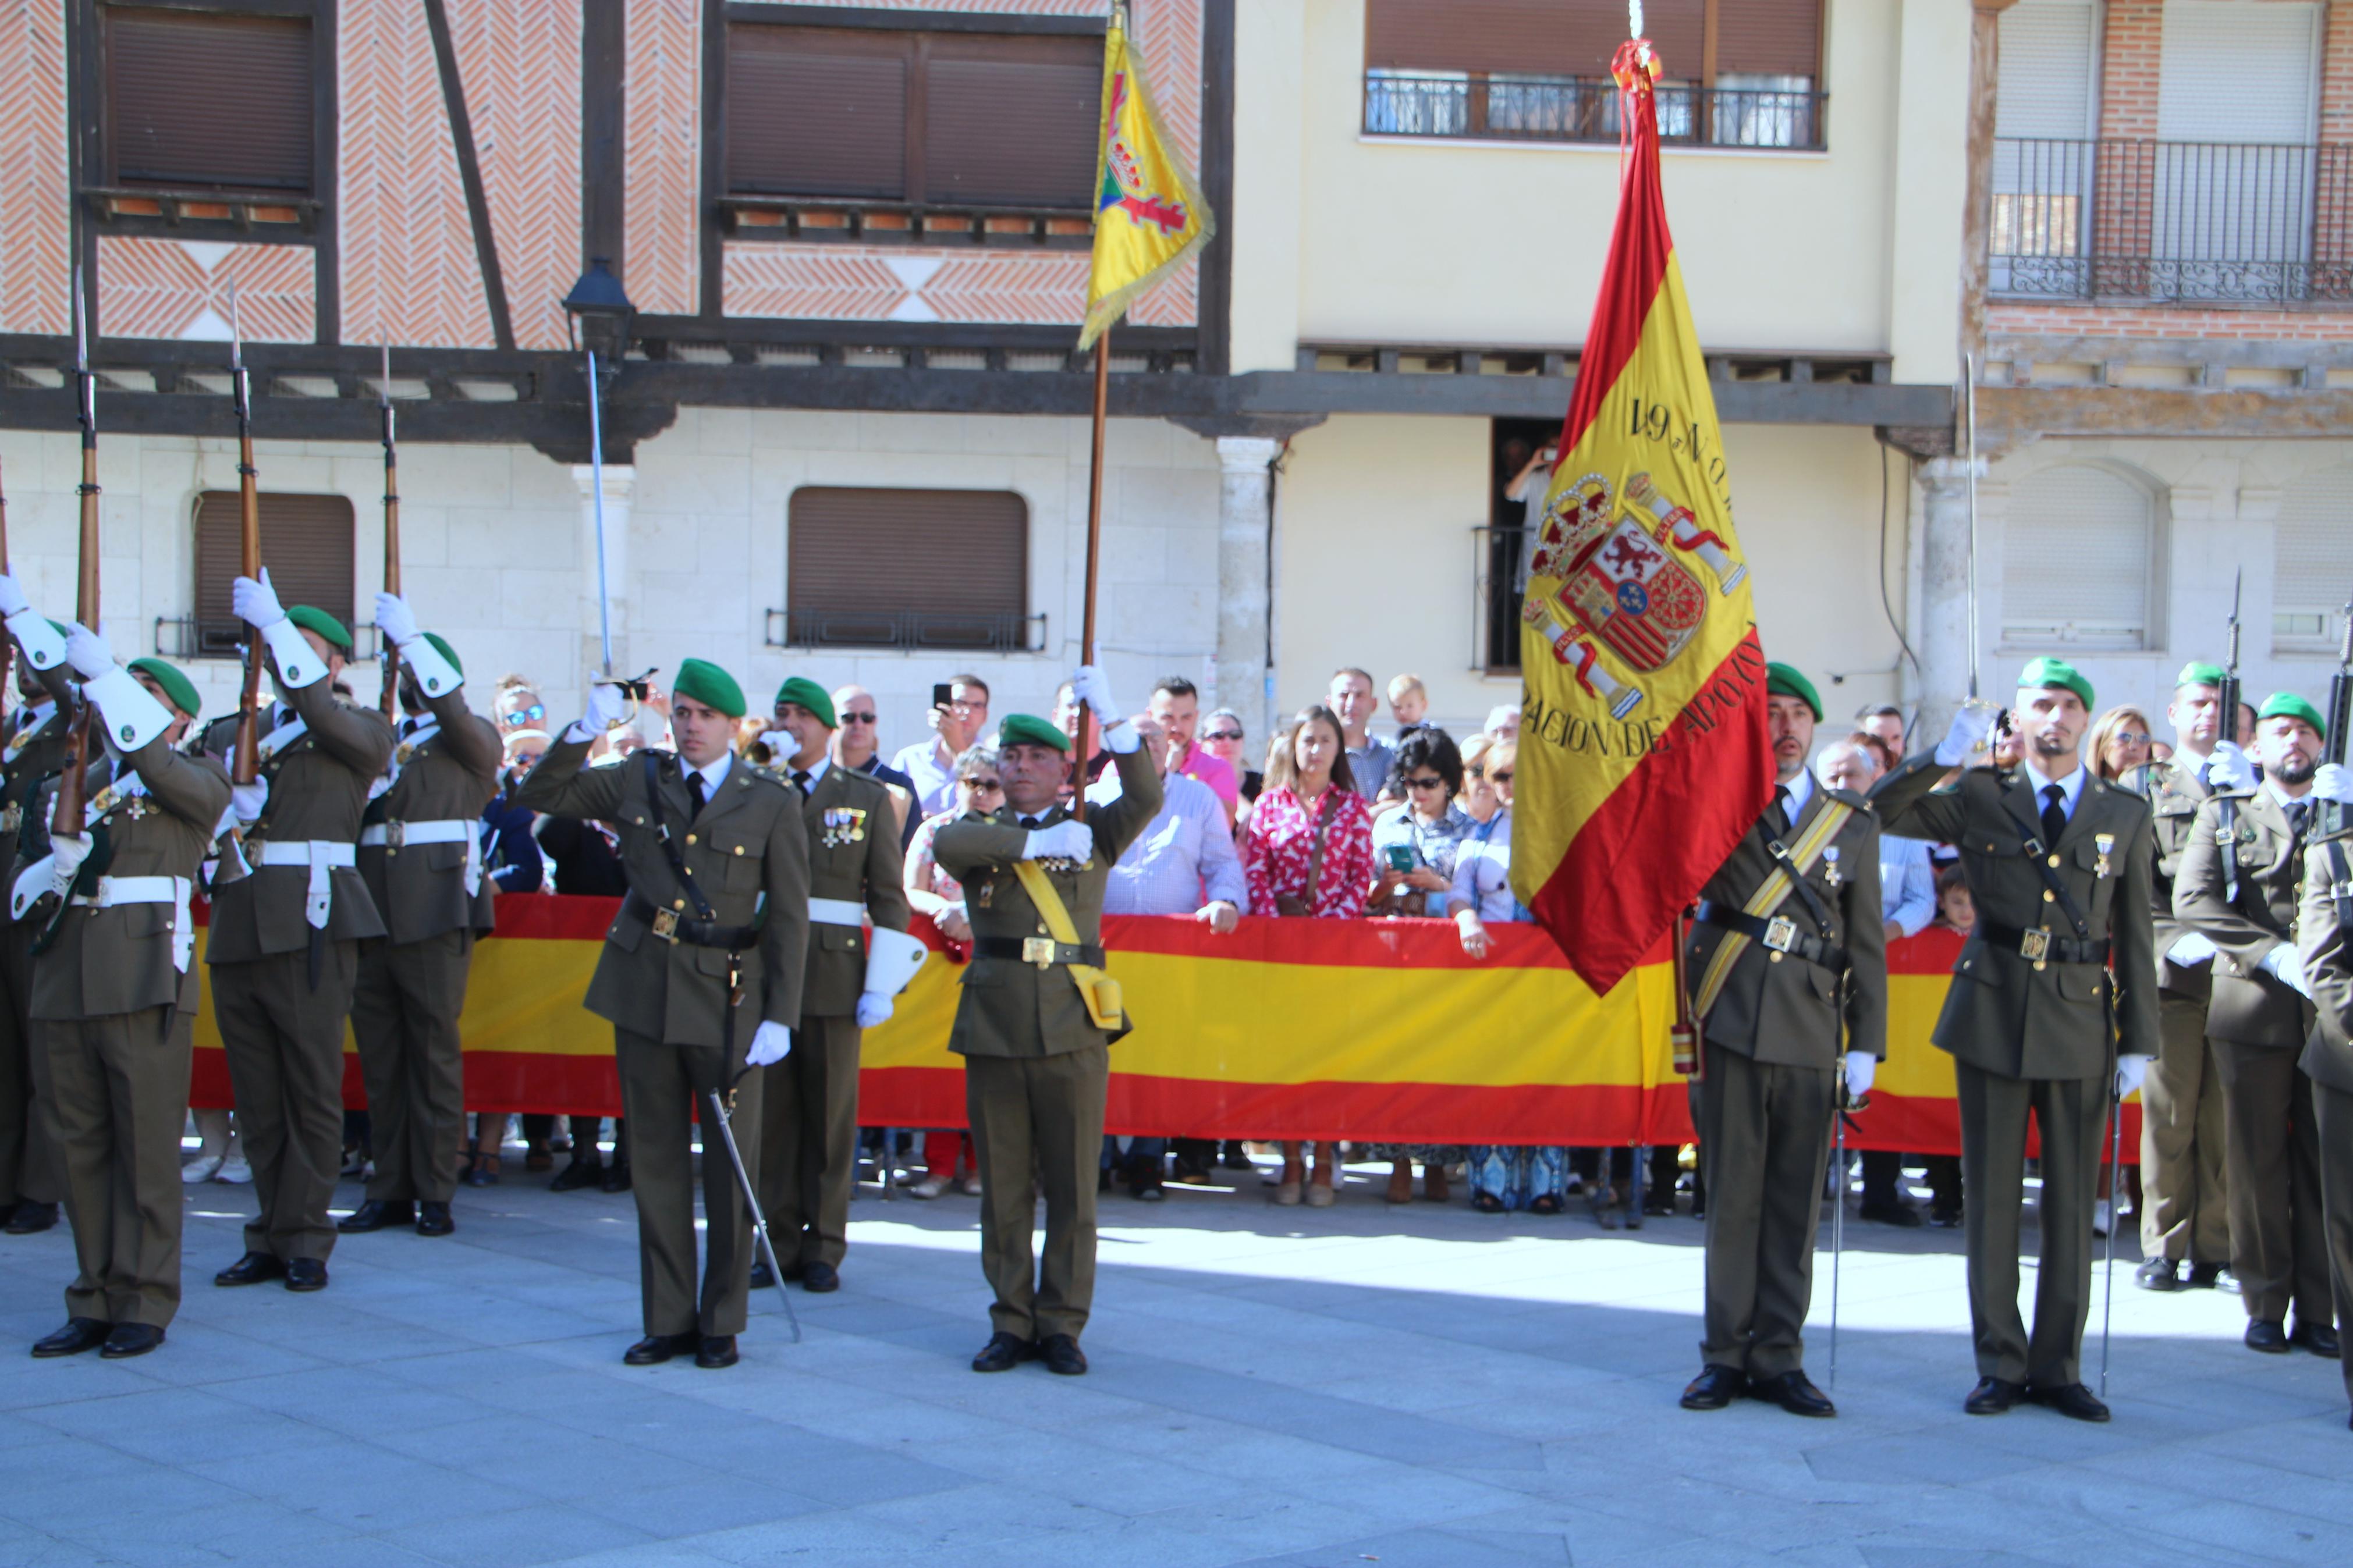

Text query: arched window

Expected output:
[2274,465,2353,655]
[2001,464,2159,652]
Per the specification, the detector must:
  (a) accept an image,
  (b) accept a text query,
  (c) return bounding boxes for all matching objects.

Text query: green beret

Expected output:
[286,605,353,650]
[2175,660,2226,690]
[998,713,1071,753]
[2017,656,2093,712]
[672,657,746,719]
[421,631,462,677]
[772,676,835,728]
[2258,691,2325,738]
[1763,662,1821,722]
[127,656,200,719]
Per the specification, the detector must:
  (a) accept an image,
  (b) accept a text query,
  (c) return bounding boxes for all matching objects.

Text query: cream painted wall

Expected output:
[1229,0,1307,374]
[1884,0,1972,385]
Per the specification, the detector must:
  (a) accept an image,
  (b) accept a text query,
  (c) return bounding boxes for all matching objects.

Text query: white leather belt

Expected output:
[253,839,359,930]
[360,817,484,897]
[68,876,195,973]
[809,897,865,927]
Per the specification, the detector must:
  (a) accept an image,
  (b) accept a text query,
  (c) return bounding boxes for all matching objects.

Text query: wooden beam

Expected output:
[1196,0,1236,378]
[699,0,727,318]
[424,0,513,350]
[580,0,626,275]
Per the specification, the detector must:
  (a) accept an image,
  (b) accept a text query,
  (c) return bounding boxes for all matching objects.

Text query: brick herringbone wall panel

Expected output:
[97,237,314,342]
[0,0,70,335]
[449,0,583,350]
[724,248,917,319]
[624,0,700,315]
[340,0,494,347]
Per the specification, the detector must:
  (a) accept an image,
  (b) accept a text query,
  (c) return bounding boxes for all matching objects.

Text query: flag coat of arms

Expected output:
[1078,8,1213,350]
[1512,40,1774,995]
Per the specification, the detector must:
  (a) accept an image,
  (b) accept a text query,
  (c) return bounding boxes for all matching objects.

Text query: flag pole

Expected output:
[1074,330,1109,822]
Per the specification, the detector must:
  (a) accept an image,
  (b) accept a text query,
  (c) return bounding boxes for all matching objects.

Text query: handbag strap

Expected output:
[1297,789,1338,910]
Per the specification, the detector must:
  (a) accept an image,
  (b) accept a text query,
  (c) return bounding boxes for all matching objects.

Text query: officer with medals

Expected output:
[2290,779,2353,1429]
[749,677,918,1295]
[20,628,229,1358]
[934,669,1160,1377]
[516,659,809,1369]
[1871,659,2157,1421]
[0,578,74,1235]
[200,575,397,1293]
[338,595,500,1241]
[2174,692,2347,1357]
[1678,663,1886,1418]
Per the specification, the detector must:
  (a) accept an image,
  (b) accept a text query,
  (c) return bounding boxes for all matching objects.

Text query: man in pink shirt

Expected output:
[1149,677,1237,827]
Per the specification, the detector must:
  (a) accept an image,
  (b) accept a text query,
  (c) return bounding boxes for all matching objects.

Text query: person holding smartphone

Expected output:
[892,675,990,819]
[1369,729,1472,920]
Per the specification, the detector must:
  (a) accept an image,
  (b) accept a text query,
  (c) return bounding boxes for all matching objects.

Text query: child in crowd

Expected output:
[1387,673,1428,740]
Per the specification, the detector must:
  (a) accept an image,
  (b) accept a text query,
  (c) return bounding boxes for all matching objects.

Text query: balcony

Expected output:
[1363,72,1825,152]
[1990,137,2353,307]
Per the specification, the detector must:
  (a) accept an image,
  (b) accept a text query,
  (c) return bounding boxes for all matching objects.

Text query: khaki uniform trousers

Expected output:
[2213,1040,2331,1328]
[2139,992,2231,1267]
[41,1005,190,1327]
[212,943,359,1264]
[967,1045,1108,1343]
[353,929,474,1204]
[2305,1079,2353,1410]
[1954,1061,2104,1387]
[615,1029,762,1338]
[757,1011,859,1270]
[1695,1039,1836,1379]
[0,920,60,1208]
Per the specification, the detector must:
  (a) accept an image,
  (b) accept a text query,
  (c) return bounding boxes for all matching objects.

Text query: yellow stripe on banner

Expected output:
[1878,972,1960,1098]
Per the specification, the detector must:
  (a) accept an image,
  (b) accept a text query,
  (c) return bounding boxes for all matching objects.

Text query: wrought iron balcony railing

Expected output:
[1364,72,1826,152]
[1990,137,2353,306]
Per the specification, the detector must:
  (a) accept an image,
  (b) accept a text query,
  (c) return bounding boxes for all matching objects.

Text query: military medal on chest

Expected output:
[1821,845,1841,889]
[2094,832,2114,880]
[821,806,868,848]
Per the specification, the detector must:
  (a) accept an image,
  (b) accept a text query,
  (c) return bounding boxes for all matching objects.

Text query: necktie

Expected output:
[792,770,811,797]
[2290,798,2311,840]
[2040,783,2066,848]
[1765,785,1791,840]
[1020,816,1042,830]
[687,770,707,822]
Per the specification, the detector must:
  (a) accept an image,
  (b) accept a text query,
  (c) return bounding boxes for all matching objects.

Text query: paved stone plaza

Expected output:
[0,1155,2345,1567]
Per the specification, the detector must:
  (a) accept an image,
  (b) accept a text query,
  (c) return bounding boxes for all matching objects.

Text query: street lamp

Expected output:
[562,258,635,679]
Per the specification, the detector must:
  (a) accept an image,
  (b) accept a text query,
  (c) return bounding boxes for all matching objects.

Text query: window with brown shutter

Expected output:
[191,492,354,659]
[105,8,314,194]
[784,489,1033,652]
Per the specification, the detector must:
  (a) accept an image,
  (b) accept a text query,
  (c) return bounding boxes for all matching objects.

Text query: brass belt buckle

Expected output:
[651,908,680,941]
[2020,927,2052,965]
[384,820,406,849]
[1762,915,1798,954]
[1022,936,1056,968]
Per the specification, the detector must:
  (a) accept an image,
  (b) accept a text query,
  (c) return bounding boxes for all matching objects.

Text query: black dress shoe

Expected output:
[5,1200,58,1235]
[1965,1376,2023,1414]
[599,1161,632,1194]
[2210,1267,2244,1295]
[1927,1205,1963,1229]
[214,1251,286,1287]
[2134,1257,2180,1292]
[2246,1319,2292,1354]
[801,1261,840,1294]
[0,1201,15,1228]
[971,1331,1034,1373]
[2291,1320,2341,1359]
[1750,1370,1836,1417]
[623,1331,698,1366]
[1037,1333,1088,1375]
[1859,1199,1924,1228]
[336,1200,414,1233]
[100,1324,165,1360]
[415,1201,453,1237]
[695,1335,739,1369]
[2024,1382,2111,1423]
[284,1259,328,1293]
[1679,1365,1745,1410]
[549,1158,604,1193]
[31,1318,111,1358]
[748,1258,775,1290]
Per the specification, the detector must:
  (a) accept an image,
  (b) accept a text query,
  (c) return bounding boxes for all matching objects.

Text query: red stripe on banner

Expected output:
[1553,77,1673,459]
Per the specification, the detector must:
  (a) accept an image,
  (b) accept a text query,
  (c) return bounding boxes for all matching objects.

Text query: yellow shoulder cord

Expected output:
[1011,858,1124,1032]
[1691,800,1856,1021]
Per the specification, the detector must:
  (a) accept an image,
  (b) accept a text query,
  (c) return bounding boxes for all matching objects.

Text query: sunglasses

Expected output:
[1204,729,1244,742]
[1492,770,1514,784]
[1404,774,1447,791]
[2112,732,2150,746]
[500,703,545,726]
[963,778,1005,792]
[842,711,877,724]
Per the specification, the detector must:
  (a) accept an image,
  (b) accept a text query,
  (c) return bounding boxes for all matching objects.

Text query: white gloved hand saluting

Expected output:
[0,573,27,620]
[745,1021,793,1067]
[1935,701,2001,768]
[63,621,116,680]
[2203,740,2258,792]
[1843,1051,1876,1103]
[232,568,288,631]
[231,780,269,827]
[1071,664,1122,726]
[372,591,421,650]
[855,991,894,1030]
[2313,763,2353,806]
[2116,1054,2150,1100]
[565,681,631,742]
[1021,821,1095,862]
[49,833,90,901]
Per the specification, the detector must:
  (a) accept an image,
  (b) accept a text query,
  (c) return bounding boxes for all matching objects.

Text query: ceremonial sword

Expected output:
[707,1068,801,1345]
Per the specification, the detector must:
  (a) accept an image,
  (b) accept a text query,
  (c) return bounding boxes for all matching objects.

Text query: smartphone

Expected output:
[1385,844,1415,873]
[932,682,954,710]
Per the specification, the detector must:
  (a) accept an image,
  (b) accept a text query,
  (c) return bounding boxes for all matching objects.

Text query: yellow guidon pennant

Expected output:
[1077,4,1214,351]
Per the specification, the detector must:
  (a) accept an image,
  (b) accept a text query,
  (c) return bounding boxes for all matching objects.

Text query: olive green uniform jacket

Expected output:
[358,688,502,943]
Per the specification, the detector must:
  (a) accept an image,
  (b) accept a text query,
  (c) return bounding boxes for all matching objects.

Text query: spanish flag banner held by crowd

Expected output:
[1513,36,1775,994]
[1077,2,1213,351]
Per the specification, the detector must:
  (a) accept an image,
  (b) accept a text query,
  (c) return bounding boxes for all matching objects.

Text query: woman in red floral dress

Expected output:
[1243,704,1376,1206]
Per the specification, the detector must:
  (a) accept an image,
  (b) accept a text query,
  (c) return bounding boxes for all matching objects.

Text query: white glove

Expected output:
[49,833,90,900]
[2167,931,2217,967]
[62,621,115,680]
[2203,740,2258,792]
[1021,821,1095,861]
[2116,1054,2150,1099]
[1843,1051,1876,1102]
[745,1021,793,1067]
[1934,700,2000,768]
[372,591,420,650]
[0,572,27,618]
[232,568,287,631]
[231,779,269,826]
[855,991,894,1030]
[2314,763,2353,806]
[2262,944,2313,997]
[565,681,631,742]
[1071,664,1122,726]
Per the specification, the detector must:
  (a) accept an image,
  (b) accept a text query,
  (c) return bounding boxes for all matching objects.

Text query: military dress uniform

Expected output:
[755,678,910,1290]
[2291,819,2353,1423]
[514,659,808,1362]
[22,652,229,1357]
[934,711,1160,1371]
[201,603,396,1288]
[0,611,76,1231]
[345,626,499,1236]
[1682,666,1886,1414]
[1871,661,2157,1415]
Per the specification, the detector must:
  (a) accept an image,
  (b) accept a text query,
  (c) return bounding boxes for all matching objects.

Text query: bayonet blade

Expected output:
[379,343,392,407]
[71,264,86,372]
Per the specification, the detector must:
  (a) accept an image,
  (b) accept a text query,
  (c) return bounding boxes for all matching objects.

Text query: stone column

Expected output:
[1917,455,1983,741]
[572,463,636,681]
[1215,436,1281,746]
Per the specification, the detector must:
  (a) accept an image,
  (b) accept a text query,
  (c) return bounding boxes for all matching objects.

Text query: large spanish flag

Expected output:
[1514,39,1774,993]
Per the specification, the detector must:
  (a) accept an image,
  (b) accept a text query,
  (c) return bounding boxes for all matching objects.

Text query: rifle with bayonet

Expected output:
[49,269,100,838]
[2326,593,2353,769]
[378,344,402,720]
[229,283,264,787]
[2217,568,2244,759]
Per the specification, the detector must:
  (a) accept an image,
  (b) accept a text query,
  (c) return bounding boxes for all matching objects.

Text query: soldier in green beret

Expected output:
[934,667,1160,1377]
[1871,657,2157,1421]
[748,675,917,1295]
[200,571,397,1294]
[2174,691,2349,1357]
[2290,783,2353,1430]
[0,576,73,1235]
[517,657,809,1368]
